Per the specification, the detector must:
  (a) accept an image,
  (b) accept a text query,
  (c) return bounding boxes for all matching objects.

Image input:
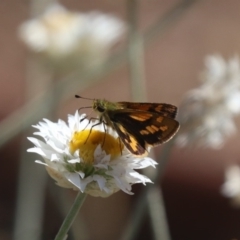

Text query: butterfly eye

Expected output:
[97,106,105,113]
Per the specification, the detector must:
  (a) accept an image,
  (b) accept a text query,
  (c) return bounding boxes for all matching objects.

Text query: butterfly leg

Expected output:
[99,123,122,155]
[84,119,105,144]
[101,121,107,148]
[77,106,92,114]
[81,117,100,131]
[117,137,123,155]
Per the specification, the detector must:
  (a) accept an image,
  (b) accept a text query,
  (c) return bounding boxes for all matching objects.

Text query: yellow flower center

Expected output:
[69,129,123,164]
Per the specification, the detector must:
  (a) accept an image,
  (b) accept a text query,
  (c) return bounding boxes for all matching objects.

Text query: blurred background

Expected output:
[2,0,240,239]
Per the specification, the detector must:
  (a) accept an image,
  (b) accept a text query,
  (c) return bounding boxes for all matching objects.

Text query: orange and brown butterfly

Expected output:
[75,95,180,156]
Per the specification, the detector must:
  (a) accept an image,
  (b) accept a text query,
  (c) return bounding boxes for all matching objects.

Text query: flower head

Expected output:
[19,3,125,71]
[221,165,240,207]
[176,55,240,148]
[28,112,157,197]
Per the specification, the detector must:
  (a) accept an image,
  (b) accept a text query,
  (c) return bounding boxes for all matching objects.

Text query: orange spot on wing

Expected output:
[130,113,152,121]
[156,116,163,122]
[140,130,149,135]
[146,126,156,134]
[160,126,168,131]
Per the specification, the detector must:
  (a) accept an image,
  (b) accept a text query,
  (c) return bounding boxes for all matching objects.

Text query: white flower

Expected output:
[27,111,157,197]
[19,3,125,71]
[221,165,240,207]
[176,55,240,148]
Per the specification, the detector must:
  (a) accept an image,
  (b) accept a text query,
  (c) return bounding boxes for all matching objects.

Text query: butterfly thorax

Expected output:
[93,99,122,112]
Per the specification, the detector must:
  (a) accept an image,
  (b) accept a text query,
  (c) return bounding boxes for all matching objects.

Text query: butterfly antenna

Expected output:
[75,95,94,101]
[78,106,92,111]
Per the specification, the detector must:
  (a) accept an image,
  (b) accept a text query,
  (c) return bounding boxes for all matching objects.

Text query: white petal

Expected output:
[77,171,85,179]
[65,172,82,191]
[92,175,107,190]
[68,159,80,163]
[35,160,47,166]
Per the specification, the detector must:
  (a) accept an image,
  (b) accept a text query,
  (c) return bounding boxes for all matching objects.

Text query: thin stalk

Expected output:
[127,0,147,101]
[120,140,175,240]
[13,58,56,240]
[126,0,173,239]
[147,187,171,240]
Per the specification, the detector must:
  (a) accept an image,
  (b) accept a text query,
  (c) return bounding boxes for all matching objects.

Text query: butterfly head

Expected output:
[93,99,120,114]
[93,99,107,113]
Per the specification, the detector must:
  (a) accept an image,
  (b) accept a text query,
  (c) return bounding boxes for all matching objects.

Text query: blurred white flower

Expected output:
[27,111,157,197]
[221,165,240,207]
[19,3,125,71]
[176,55,240,148]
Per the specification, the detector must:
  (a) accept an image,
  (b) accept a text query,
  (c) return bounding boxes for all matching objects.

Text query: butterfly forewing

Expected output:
[118,102,178,119]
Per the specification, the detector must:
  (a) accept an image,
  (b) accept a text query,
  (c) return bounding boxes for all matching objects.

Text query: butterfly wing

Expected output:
[107,109,180,155]
[112,122,147,156]
[118,102,178,119]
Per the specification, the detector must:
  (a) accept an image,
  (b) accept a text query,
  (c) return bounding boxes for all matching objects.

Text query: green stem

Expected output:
[54,192,87,240]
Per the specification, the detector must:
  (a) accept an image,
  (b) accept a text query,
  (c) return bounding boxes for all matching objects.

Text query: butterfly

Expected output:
[75,95,180,156]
